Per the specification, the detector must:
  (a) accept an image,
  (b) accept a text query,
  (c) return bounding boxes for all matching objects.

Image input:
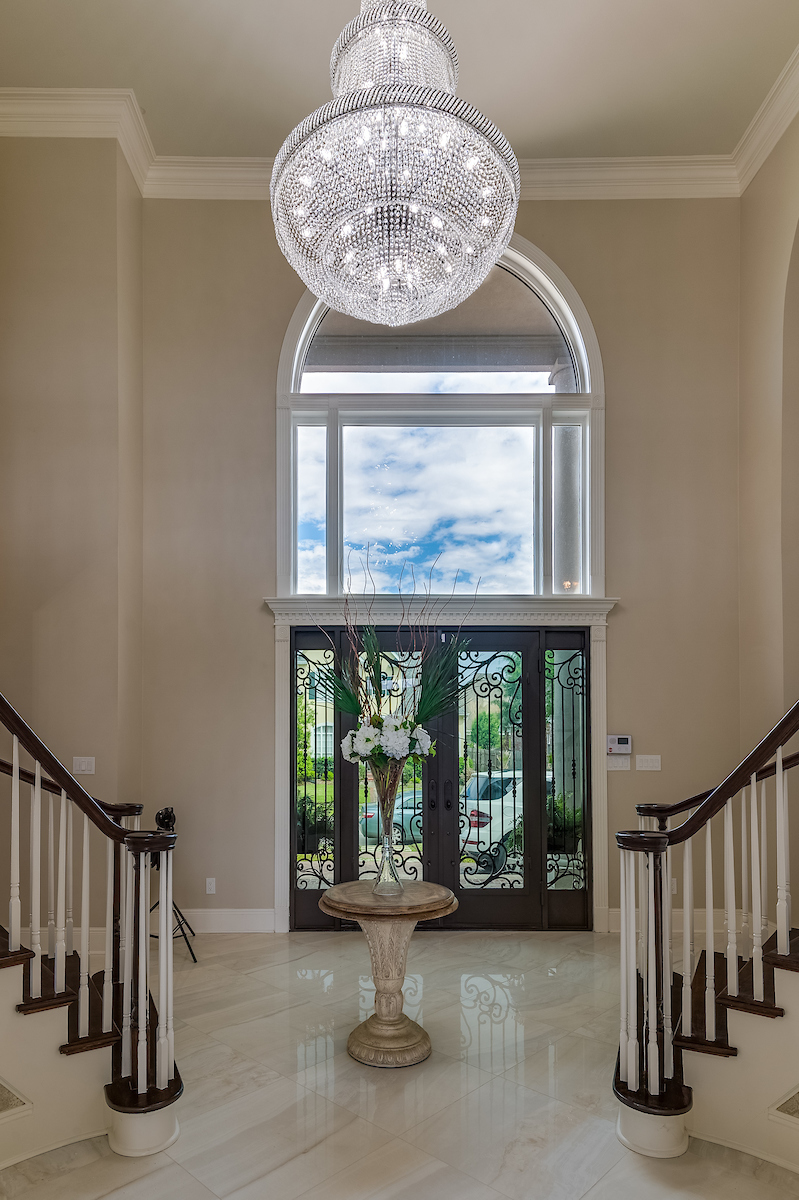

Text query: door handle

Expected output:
[444,779,453,810]
[429,779,437,810]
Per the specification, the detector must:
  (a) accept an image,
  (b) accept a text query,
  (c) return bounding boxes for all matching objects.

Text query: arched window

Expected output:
[277,233,605,598]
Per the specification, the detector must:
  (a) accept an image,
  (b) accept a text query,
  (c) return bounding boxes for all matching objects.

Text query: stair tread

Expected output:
[673,950,737,1056]
[718,952,784,1016]
[17,952,78,1013]
[763,927,799,972]
[0,925,34,970]
[60,969,121,1055]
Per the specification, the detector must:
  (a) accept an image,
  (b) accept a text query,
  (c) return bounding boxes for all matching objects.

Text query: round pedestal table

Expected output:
[319,880,458,1068]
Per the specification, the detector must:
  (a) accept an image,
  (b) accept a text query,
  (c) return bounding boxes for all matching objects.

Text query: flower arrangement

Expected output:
[318,622,463,894]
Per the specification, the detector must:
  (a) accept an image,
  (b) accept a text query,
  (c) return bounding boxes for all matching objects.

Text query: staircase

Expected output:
[0,693,182,1168]
[614,698,799,1169]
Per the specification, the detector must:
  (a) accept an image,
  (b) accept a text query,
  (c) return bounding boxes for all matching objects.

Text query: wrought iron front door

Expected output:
[291,626,590,931]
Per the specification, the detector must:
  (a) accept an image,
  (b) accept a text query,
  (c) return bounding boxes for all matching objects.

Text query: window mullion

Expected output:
[542,407,553,596]
[326,409,341,595]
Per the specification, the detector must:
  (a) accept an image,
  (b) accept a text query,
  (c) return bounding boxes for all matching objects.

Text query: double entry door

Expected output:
[292,625,590,931]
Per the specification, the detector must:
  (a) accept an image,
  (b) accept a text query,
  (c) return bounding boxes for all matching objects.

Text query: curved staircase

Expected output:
[614,698,799,1169]
[0,693,182,1168]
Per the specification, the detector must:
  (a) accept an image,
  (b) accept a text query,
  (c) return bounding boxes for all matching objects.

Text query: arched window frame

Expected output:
[276,232,606,599]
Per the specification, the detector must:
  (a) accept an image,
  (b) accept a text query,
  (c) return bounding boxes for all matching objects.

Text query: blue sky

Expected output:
[297,418,542,594]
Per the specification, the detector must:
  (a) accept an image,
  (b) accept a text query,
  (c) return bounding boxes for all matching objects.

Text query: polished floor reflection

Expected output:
[2,929,799,1199]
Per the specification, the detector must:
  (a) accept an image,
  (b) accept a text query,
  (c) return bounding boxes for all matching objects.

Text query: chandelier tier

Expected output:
[271,0,520,326]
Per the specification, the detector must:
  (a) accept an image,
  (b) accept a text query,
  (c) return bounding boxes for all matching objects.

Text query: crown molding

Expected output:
[144,156,272,200]
[2,46,799,202]
[0,87,154,192]
[517,156,739,200]
[734,42,799,192]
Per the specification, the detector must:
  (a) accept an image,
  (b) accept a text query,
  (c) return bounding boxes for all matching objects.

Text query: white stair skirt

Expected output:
[616,1105,689,1159]
[107,1107,180,1157]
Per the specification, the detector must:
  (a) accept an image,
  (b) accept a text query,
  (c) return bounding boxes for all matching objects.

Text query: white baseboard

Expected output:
[179,909,276,934]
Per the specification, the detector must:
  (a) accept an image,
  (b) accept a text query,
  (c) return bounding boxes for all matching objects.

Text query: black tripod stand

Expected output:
[149,807,198,963]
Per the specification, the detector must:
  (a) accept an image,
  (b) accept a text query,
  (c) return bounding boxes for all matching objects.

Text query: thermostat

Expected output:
[608,735,632,755]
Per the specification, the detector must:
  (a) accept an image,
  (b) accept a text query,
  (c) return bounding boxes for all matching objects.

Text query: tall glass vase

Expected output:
[371,759,406,896]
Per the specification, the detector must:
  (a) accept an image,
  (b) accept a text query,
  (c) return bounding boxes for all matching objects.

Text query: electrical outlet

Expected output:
[672,877,677,895]
[206,877,216,895]
[72,757,95,775]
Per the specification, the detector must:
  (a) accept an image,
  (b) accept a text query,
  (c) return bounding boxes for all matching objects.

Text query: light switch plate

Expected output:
[607,755,631,771]
[72,757,95,775]
[636,755,661,771]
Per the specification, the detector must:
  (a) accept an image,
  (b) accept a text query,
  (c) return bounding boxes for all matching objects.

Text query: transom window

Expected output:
[280,236,605,598]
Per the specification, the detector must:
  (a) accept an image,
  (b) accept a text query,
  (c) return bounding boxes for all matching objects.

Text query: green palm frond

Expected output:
[414,637,464,725]
[361,625,383,705]
[315,664,361,716]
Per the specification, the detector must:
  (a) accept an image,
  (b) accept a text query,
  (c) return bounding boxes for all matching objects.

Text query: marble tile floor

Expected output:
[3,929,799,1199]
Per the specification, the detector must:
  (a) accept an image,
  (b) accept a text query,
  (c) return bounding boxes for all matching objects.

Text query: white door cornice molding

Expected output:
[3,48,799,200]
[265,595,618,627]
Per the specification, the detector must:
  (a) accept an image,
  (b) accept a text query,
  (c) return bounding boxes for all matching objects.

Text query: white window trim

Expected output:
[270,233,613,934]
[277,232,606,599]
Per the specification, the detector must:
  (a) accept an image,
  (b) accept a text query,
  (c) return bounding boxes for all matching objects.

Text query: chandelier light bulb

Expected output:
[271,0,520,326]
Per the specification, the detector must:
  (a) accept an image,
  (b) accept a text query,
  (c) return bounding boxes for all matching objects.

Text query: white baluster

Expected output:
[9,736,21,951]
[102,838,114,1033]
[724,798,738,996]
[750,773,764,1002]
[166,847,175,1082]
[47,791,55,958]
[682,823,694,1038]
[662,827,673,1079]
[66,800,74,955]
[54,791,67,992]
[705,816,715,1041]
[29,766,42,999]
[626,850,639,1090]
[647,851,659,1094]
[156,850,169,1089]
[121,847,134,1078]
[79,814,90,1038]
[137,851,148,1094]
[740,788,750,959]
[777,747,790,954]
[619,849,628,1084]
[761,779,768,942]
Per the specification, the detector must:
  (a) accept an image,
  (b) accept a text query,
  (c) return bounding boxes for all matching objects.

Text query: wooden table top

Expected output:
[318,879,458,922]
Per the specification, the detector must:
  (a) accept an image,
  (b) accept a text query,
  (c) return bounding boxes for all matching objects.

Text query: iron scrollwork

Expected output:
[545,649,587,892]
[295,649,336,891]
[458,650,524,890]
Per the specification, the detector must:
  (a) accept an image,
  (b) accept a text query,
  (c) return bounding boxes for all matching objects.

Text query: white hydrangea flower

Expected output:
[340,731,360,763]
[352,725,379,756]
[380,727,411,759]
[382,712,401,730]
[411,725,432,756]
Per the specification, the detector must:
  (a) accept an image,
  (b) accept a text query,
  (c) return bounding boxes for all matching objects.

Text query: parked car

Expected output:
[460,772,524,877]
[360,790,424,848]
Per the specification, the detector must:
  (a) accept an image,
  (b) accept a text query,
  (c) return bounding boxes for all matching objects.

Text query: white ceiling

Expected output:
[1,0,799,161]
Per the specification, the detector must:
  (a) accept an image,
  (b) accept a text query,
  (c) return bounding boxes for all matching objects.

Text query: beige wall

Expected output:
[739,113,799,746]
[516,200,742,906]
[2,130,798,920]
[141,200,303,910]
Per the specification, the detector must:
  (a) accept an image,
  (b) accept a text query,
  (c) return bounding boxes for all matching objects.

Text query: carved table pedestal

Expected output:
[319,880,458,1068]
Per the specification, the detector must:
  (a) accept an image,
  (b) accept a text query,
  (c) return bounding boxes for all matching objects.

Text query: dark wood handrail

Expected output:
[617,698,799,852]
[0,692,153,844]
[0,758,143,818]
[635,750,799,822]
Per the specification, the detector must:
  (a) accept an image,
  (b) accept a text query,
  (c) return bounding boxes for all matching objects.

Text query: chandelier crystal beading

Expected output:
[271,0,520,326]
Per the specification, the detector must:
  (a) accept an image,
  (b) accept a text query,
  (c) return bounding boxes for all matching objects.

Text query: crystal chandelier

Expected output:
[271,0,520,327]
